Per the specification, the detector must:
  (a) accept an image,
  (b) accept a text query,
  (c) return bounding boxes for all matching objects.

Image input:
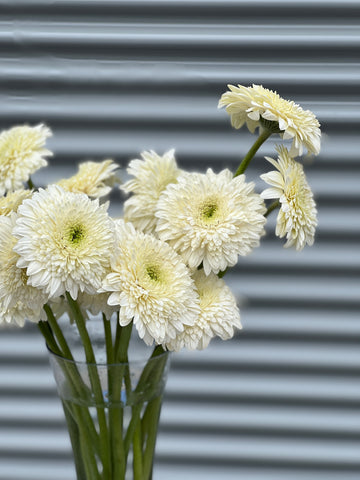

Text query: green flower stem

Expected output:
[113,312,121,356]
[107,321,123,479]
[27,177,35,190]
[115,322,133,364]
[125,403,142,458]
[265,199,280,218]
[109,406,126,479]
[124,345,167,457]
[43,304,74,360]
[77,417,102,480]
[38,321,62,356]
[124,364,132,402]
[140,347,168,479]
[103,314,114,364]
[103,315,118,474]
[110,321,133,479]
[142,395,163,480]
[115,322,133,401]
[217,268,228,278]
[62,399,102,480]
[38,318,100,463]
[66,292,112,480]
[234,129,272,177]
[133,420,144,480]
[61,400,87,480]
[216,128,275,280]
[64,399,101,479]
[43,304,99,441]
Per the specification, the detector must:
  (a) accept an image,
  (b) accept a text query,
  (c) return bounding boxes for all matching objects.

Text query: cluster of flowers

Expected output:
[0,84,320,351]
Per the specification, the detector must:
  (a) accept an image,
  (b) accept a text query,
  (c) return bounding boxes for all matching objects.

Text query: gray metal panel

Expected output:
[0,1,359,479]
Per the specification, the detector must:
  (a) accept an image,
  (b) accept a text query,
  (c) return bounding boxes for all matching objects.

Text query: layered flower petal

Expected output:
[219,84,321,156]
[121,150,181,233]
[261,145,318,250]
[57,159,119,198]
[0,189,33,216]
[156,169,266,275]
[165,270,242,351]
[13,185,115,300]
[0,124,52,195]
[0,213,49,327]
[102,221,200,345]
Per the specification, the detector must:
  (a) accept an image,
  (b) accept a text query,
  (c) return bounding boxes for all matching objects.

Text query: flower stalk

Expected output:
[234,128,272,177]
[265,200,280,218]
[40,304,168,480]
[66,292,112,479]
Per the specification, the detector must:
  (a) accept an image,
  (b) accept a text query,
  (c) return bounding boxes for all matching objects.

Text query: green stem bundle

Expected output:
[39,296,168,480]
[66,293,112,479]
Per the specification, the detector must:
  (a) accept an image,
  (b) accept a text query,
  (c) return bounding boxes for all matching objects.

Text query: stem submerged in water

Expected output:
[42,300,168,480]
[66,292,112,479]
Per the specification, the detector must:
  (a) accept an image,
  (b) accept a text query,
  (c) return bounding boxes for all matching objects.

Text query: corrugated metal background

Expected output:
[0,1,359,478]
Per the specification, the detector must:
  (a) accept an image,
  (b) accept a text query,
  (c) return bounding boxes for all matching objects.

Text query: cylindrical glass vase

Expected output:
[48,318,170,480]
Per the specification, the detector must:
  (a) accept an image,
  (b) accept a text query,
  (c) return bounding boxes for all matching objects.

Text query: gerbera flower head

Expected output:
[102,224,200,346]
[13,185,115,300]
[0,189,33,216]
[0,124,52,195]
[57,159,119,198]
[121,150,181,233]
[155,168,267,275]
[219,84,321,156]
[165,270,241,351]
[261,145,318,250]
[0,213,49,327]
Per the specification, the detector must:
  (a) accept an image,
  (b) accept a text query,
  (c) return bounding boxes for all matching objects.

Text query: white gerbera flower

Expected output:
[121,150,181,233]
[13,185,115,300]
[261,145,318,251]
[102,223,200,346]
[57,159,119,198]
[156,169,267,275]
[166,270,241,351]
[0,124,52,195]
[0,189,32,216]
[0,213,48,327]
[219,84,321,156]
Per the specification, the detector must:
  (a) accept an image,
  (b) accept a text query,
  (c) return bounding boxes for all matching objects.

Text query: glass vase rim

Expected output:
[46,342,170,368]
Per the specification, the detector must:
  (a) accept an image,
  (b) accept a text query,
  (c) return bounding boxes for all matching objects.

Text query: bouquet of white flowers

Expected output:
[0,84,320,480]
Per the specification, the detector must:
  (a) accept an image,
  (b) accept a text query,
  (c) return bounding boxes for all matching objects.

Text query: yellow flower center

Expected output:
[20,268,28,286]
[145,264,161,282]
[202,202,217,219]
[199,198,221,225]
[67,223,85,246]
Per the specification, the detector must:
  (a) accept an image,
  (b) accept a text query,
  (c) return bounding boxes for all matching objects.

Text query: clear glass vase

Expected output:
[47,317,170,480]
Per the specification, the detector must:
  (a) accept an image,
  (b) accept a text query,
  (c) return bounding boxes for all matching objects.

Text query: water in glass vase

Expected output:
[47,314,170,480]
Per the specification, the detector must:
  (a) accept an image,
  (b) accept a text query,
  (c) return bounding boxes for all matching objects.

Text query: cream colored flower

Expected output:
[0,213,48,327]
[219,84,321,156]
[57,159,119,198]
[156,169,267,275]
[261,145,317,250]
[77,291,118,320]
[0,124,52,195]
[13,185,115,300]
[165,270,241,351]
[121,150,181,233]
[0,189,32,216]
[102,223,200,346]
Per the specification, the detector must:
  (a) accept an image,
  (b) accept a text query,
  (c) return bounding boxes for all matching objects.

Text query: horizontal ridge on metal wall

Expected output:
[0,1,359,479]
